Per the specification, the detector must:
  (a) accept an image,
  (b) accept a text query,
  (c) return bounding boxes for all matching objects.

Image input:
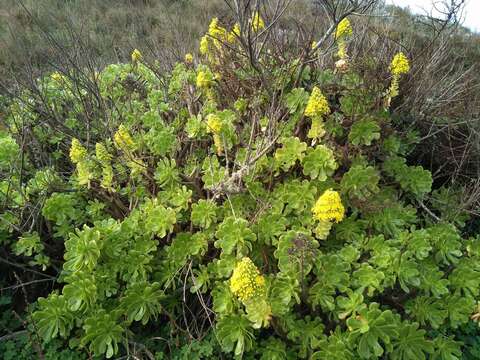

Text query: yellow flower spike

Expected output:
[388,52,410,102]
[95,143,112,163]
[230,257,266,303]
[196,70,214,89]
[304,86,330,119]
[76,161,93,187]
[251,11,265,32]
[312,189,345,223]
[199,36,210,56]
[131,49,142,63]
[51,72,63,82]
[184,53,193,64]
[336,18,352,59]
[336,18,352,39]
[206,114,222,134]
[390,52,410,76]
[69,139,87,164]
[208,17,228,48]
[114,124,136,152]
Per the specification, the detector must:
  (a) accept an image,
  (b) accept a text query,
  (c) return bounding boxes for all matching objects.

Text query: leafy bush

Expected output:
[1,7,479,359]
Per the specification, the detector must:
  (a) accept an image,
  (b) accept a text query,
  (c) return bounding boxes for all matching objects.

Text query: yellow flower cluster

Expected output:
[184,53,193,64]
[199,36,210,56]
[131,49,142,63]
[250,11,265,32]
[230,257,266,303]
[95,143,112,163]
[208,18,228,46]
[390,52,410,76]
[312,189,345,223]
[206,114,223,154]
[305,87,330,119]
[388,52,410,101]
[196,70,214,89]
[336,18,352,59]
[114,125,136,152]
[69,139,92,187]
[69,138,87,164]
[336,18,352,39]
[95,143,114,190]
[51,72,63,82]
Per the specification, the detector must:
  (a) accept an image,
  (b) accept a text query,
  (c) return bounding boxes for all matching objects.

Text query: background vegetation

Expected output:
[1,0,480,359]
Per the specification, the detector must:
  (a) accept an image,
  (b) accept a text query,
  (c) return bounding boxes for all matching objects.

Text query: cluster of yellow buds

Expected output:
[206,114,223,155]
[184,53,194,64]
[336,18,352,60]
[390,52,410,76]
[199,18,234,57]
[51,71,63,82]
[69,139,92,187]
[312,189,345,223]
[131,49,142,63]
[114,124,136,153]
[388,52,410,102]
[230,257,266,303]
[305,87,330,139]
[305,87,330,118]
[95,143,114,190]
[69,139,87,164]
[196,70,214,89]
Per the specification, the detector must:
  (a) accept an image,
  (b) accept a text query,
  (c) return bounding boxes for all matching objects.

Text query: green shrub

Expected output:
[1,9,479,359]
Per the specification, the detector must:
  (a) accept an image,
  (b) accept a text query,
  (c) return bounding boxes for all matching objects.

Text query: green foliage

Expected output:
[302,144,338,180]
[348,117,381,146]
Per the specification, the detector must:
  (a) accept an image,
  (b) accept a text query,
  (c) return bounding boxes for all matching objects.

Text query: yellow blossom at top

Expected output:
[304,86,330,118]
[114,124,136,152]
[206,114,222,134]
[131,49,142,63]
[196,70,214,89]
[230,257,266,303]
[51,72,63,82]
[184,53,193,64]
[95,143,112,163]
[199,35,209,55]
[69,138,87,164]
[390,52,410,76]
[251,11,265,32]
[336,18,352,39]
[312,189,345,223]
[208,18,228,41]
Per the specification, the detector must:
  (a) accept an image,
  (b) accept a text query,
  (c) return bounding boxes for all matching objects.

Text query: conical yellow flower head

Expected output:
[312,189,345,223]
[251,11,265,32]
[206,114,222,134]
[305,87,330,118]
[196,70,214,89]
[131,49,142,63]
[95,143,112,163]
[336,18,352,39]
[51,71,63,82]
[390,52,410,76]
[208,18,228,42]
[114,125,135,152]
[230,257,266,303]
[184,53,193,64]
[69,139,87,164]
[199,35,209,55]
